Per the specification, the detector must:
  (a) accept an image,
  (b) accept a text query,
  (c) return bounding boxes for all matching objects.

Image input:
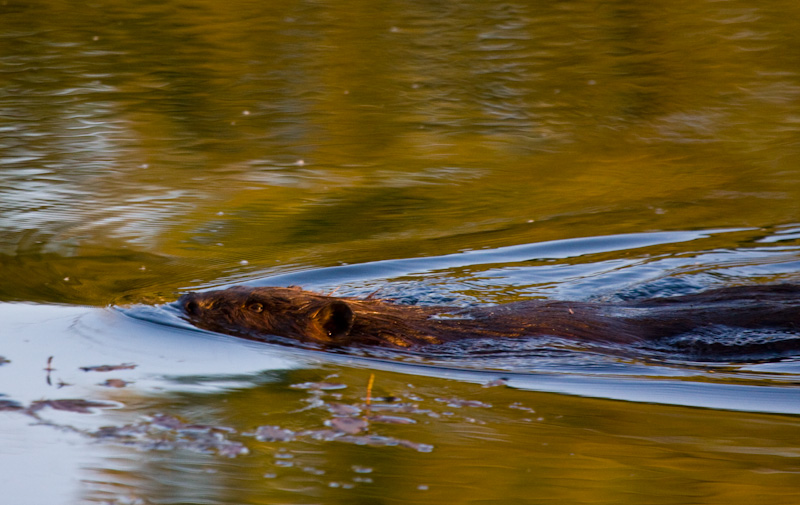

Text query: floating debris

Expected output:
[0,399,24,411]
[327,416,368,435]
[369,414,416,425]
[94,414,247,458]
[290,381,347,391]
[28,399,116,414]
[483,378,508,388]
[253,425,296,442]
[435,398,492,408]
[100,379,129,388]
[509,402,536,413]
[80,363,137,372]
[245,422,434,453]
[327,403,362,416]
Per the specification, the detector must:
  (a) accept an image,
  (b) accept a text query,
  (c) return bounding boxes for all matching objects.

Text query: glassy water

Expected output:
[2,0,800,503]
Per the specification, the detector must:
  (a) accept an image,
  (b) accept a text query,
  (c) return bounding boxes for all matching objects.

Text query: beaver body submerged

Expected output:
[178,284,800,355]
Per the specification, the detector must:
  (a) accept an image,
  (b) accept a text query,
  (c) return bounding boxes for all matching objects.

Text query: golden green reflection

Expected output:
[82,367,800,505]
[2,0,800,304]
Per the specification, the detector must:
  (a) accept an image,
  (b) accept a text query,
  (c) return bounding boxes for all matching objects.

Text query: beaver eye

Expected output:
[248,303,263,313]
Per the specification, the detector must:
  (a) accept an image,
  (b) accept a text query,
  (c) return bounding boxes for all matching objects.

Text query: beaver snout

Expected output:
[178,293,201,316]
[176,287,360,346]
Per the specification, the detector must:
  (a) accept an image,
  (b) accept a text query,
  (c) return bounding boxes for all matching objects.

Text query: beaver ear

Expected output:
[312,300,354,340]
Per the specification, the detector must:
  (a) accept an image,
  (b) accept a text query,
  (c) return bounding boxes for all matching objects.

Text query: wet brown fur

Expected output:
[178,284,800,351]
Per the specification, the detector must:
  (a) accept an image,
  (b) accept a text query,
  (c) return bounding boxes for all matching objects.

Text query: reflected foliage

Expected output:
[2,0,800,303]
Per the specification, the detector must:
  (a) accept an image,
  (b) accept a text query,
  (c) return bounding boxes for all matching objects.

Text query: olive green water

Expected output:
[2,0,800,504]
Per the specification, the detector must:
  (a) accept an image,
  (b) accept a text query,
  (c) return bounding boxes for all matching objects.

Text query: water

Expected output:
[2,0,800,503]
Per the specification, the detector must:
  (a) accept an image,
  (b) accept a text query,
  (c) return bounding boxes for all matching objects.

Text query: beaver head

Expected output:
[178,286,356,345]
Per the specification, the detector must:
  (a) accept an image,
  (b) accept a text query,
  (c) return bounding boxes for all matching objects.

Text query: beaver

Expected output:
[178,284,800,355]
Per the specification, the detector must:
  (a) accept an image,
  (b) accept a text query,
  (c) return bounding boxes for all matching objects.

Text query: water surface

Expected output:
[2,0,800,503]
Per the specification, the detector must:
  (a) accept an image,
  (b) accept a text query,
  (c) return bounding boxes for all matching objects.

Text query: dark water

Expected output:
[2,0,800,503]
